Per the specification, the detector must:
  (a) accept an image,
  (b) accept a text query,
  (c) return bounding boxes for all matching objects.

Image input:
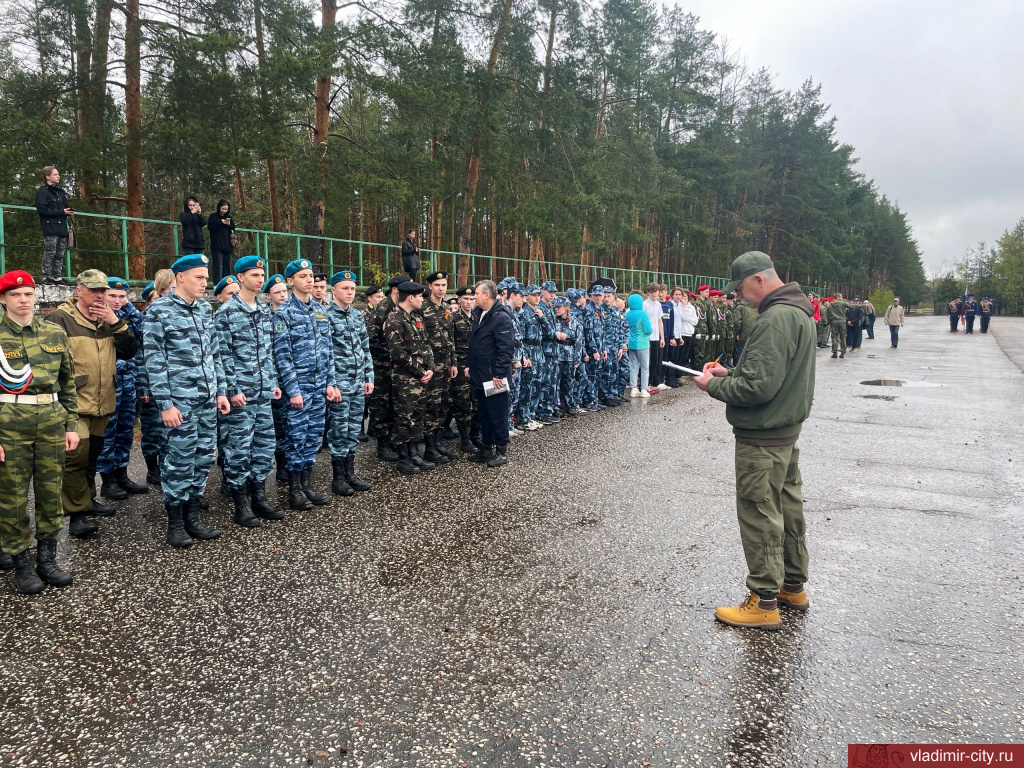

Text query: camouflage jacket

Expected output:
[538,300,557,348]
[509,304,524,362]
[115,303,145,377]
[693,299,712,338]
[419,298,455,371]
[272,293,335,398]
[327,301,374,394]
[451,309,473,369]
[0,314,78,431]
[517,305,544,349]
[582,300,603,356]
[214,292,279,402]
[386,307,433,378]
[554,312,580,363]
[143,290,226,410]
[602,303,624,349]
[367,296,396,367]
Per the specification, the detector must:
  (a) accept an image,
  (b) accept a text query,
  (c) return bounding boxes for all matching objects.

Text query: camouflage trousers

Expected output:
[558,362,579,412]
[516,352,541,425]
[139,399,166,461]
[272,396,287,448]
[617,351,629,394]
[218,399,276,490]
[449,366,473,429]
[508,364,521,430]
[601,354,618,399]
[63,414,109,514]
[367,363,393,438]
[583,357,603,406]
[830,322,847,354]
[283,387,327,472]
[537,345,558,417]
[391,372,427,444]
[0,401,66,555]
[162,397,217,504]
[816,320,829,346]
[328,389,365,458]
[96,375,137,473]
[425,368,450,433]
[692,333,711,367]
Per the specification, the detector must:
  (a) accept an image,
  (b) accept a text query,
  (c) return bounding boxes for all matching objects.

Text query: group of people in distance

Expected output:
[947,295,994,334]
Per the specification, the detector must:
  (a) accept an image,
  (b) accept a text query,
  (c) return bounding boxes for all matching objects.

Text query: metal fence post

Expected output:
[329,240,334,274]
[121,217,130,280]
[0,206,5,273]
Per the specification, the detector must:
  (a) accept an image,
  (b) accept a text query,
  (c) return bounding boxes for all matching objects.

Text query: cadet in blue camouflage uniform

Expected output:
[567,289,589,414]
[551,296,579,415]
[581,286,607,411]
[419,271,459,465]
[261,273,289,481]
[214,255,285,527]
[505,283,525,434]
[136,277,171,486]
[537,281,559,423]
[273,258,341,511]
[517,284,544,430]
[325,270,374,496]
[96,275,150,501]
[143,254,230,548]
[615,294,631,394]
[600,287,624,404]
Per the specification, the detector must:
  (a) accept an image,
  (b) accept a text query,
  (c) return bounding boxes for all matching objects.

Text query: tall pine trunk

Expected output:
[124,0,145,277]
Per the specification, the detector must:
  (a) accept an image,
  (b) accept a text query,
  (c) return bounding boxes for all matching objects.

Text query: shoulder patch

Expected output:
[274,320,287,333]
[41,344,65,353]
[314,313,327,320]
[5,349,23,359]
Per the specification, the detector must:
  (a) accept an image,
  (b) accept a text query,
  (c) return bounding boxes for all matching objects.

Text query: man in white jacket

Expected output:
[883,297,905,349]
[642,284,666,391]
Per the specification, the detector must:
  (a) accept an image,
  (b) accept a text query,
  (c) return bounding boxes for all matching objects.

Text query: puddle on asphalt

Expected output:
[861,379,943,387]
[858,394,897,401]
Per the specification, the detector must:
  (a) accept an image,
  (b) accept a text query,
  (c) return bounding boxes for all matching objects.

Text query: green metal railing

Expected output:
[0,204,817,294]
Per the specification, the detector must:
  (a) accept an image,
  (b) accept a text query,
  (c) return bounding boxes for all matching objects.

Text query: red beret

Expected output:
[689,292,696,299]
[0,270,35,294]
[697,284,710,292]
[708,289,722,297]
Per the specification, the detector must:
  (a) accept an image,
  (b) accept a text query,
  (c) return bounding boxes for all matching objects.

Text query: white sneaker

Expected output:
[509,430,517,439]
[630,388,641,397]
[639,389,651,398]
[656,383,671,391]
[525,421,541,431]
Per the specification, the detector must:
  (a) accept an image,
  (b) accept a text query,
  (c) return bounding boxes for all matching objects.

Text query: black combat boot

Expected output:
[457,424,476,453]
[396,443,420,475]
[12,550,45,594]
[409,442,435,471]
[288,471,313,510]
[376,437,399,462]
[249,479,285,520]
[487,445,508,468]
[468,445,494,463]
[276,452,288,484]
[115,466,149,494]
[300,469,329,506]
[229,485,260,528]
[469,425,484,451]
[145,453,162,485]
[91,498,115,516]
[165,502,193,548]
[344,453,372,492]
[100,471,129,500]
[331,457,354,496]
[69,514,98,537]
[183,497,221,540]
[423,434,448,465]
[35,538,73,587]
[0,551,14,570]
[442,420,458,440]
[435,430,459,459]
[357,427,369,443]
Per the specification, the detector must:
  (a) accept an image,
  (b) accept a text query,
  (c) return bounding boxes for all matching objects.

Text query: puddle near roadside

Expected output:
[858,394,897,401]
[860,379,943,387]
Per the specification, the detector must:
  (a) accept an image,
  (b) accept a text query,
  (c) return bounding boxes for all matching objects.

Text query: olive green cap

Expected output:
[76,269,109,290]
[724,251,773,293]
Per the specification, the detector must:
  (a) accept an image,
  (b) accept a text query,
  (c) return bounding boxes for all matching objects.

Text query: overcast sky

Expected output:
[680,0,1024,273]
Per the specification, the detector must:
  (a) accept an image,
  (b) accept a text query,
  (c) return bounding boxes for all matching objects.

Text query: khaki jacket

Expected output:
[883,304,905,326]
[48,298,137,417]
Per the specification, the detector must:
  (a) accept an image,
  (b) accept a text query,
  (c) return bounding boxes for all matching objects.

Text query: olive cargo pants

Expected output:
[734,441,809,600]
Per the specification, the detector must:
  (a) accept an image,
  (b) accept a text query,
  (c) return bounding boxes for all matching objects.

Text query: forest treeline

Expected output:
[0,0,926,298]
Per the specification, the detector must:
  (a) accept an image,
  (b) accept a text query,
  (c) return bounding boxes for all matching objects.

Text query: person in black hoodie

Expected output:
[401,229,420,282]
[34,166,75,285]
[207,199,236,283]
[179,197,207,259]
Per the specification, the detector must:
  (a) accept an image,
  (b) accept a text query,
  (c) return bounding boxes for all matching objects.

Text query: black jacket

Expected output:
[467,302,514,388]
[401,238,420,271]
[207,199,235,253]
[845,304,865,326]
[179,202,207,253]
[35,184,70,237]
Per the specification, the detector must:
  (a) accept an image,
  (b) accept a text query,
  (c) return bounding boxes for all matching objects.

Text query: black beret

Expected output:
[398,281,426,296]
[425,270,449,283]
[455,285,474,297]
[364,284,383,296]
[388,274,411,288]
[313,272,328,281]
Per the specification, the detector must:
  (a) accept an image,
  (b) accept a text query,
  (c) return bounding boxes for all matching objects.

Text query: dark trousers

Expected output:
[735,339,746,364]
[866,318,875,339]
[949,314,959,332]
[649,340,664,386]
[889,325,899,347]
[211,249,233,284]
[474,388,509,448]
[664,340,681,382]
[966,315,975,333]
[981,315,990,333]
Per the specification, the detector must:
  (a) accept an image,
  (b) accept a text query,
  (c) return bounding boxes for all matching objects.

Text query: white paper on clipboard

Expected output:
[482,377,509,397]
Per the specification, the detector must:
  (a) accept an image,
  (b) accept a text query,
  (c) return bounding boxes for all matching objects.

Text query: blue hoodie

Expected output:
[625,294,653,350]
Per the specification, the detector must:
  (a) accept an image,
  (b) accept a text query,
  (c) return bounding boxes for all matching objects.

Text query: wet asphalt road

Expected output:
[2,317,1023,767]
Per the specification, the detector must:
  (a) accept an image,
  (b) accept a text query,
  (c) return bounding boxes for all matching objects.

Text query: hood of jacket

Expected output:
[214,198,231,216]
[627,293,643,311]
[758,282,814,317]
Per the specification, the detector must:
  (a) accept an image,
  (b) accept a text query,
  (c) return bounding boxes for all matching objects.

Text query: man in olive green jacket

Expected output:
[693,251,815,629]
[48,270,138,535]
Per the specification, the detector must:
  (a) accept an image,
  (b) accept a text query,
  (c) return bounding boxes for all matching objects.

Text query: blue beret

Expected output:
[541,281,557,292]
[107,276,129,291]
[331,270,358,286]
[603,286,616,294]
[170,253,209,274]
[141,281,156,301]
[284,258,313,278]
[262,274,285,293]
[551,296,569,307]
[214,276,237,296]
[524,284,541,296]
[234,255,266,274]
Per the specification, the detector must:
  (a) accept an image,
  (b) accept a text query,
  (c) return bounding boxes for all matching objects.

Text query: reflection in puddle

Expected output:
[860,379,942,388]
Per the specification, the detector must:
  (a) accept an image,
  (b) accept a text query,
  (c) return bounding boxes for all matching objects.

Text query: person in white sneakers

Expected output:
[642,283,666,392]
[625,293,652,397]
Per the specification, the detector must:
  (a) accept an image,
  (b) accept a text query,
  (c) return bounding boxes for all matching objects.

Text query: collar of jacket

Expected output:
[228,292,267,315]
[0,314,47,334]
[286,292,316,312]
[168,290,199,311]
[59,297,104,330]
